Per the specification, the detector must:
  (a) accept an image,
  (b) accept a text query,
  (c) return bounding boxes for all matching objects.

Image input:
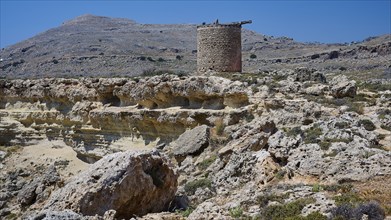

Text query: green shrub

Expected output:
[184,178,212,195]
[250,54,257,59]
[258,193,289,207]
[176,207,194,217]
[312,183,322,192]
[358,119,376,131]
[147,56,155,62]
[229,206,244,218]
[262,198,315,220]
[157,57,165,62]
[176,55,182,60]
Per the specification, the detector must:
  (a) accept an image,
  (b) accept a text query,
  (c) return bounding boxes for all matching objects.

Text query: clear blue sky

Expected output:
[1,0,390,48]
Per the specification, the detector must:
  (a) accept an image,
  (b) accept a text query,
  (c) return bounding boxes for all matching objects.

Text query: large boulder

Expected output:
[330,75,357,98]
[171,125,210,157]
[43,151,177,219]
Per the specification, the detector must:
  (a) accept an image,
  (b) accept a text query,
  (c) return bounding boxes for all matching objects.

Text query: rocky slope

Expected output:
[1,14,390,78]
[0,69,390,219]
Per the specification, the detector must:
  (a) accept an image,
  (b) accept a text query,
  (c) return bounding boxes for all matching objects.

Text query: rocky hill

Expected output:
[1,14,390,78]
[0,14,390,220]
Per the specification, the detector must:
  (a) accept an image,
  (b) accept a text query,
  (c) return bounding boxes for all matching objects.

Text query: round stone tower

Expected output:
[197,20,251,73]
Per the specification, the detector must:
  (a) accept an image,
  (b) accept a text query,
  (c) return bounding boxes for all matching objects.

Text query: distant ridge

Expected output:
[0,14,390,78]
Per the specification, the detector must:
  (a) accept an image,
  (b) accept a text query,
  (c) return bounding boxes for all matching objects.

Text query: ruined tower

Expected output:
[197,20,252,73]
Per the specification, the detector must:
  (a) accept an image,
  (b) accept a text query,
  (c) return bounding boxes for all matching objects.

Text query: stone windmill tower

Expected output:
[197,20,252,73]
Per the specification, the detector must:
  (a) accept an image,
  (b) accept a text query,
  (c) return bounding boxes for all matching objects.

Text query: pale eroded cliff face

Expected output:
[0,75,249,162]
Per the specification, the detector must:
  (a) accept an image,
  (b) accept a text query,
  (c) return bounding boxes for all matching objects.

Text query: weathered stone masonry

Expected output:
[197,20,251,73]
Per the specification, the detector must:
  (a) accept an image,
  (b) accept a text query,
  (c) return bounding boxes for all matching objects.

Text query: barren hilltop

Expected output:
[0,14,390,220]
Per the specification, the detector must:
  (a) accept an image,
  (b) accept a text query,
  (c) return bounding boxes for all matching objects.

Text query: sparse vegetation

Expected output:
[359,82,391,92]
[258,193,289,207]
[304,125,322,144]
[335,122,350,129]
[275,170,287,180]
[286,126,303,137]
[322,150,338,158]
[320,137,353,151]
[229,206,244,218]
[347,102,365,114]
[378,109,391,119]
[176,207,194,217]
[312,183,322,192]
[334,192,363,206]
[0,145,21,161]
[184,178,212,195]
[332,201,385,220]
[198,155,217,170]
[380,124,391,131]
[262,198,316,220]
[214,118,225,136]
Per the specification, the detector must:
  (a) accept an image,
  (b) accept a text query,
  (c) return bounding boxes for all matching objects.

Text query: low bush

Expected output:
[257,193,289,207]
[184,178,212,195]
[332,201,385,220]
[229,206,244,218]
[287,126,303,137]
[334,192,363,206]
[335,122,350,129]
[198,155,217,170]
[262,198,315,220]
[358,119,376,131]
[304,125,323,144]
[214,118,225,136]
[176,207,194,217]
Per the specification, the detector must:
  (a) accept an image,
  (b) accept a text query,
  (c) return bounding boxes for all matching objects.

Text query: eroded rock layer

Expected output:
[0,75,249,161]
